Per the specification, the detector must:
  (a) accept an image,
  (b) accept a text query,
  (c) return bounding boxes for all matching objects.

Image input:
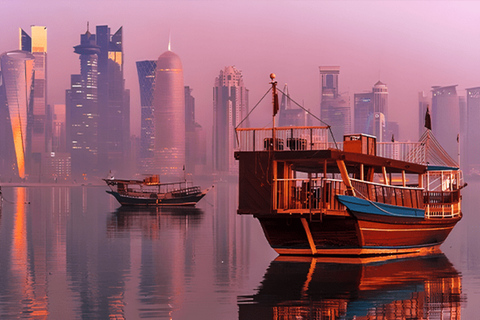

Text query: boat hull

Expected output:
[256,196,461,256]
[106,190,207,207]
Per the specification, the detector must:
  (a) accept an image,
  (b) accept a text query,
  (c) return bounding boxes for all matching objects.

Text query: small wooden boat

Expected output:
[234,74,465,256]
[104,175,210,206]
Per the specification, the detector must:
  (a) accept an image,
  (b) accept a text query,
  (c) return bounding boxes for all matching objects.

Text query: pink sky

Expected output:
[2,1,480,141]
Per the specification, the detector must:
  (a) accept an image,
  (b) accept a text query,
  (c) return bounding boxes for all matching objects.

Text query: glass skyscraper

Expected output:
[19,26,49,180]
[0,51,35,179]
[136,60,156,161]
[153,50,185,177]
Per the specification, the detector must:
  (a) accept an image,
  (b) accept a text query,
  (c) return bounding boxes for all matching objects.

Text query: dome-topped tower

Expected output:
[153,50,185,177]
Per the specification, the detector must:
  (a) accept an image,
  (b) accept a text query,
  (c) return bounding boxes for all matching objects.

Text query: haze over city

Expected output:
[2,0,480,141]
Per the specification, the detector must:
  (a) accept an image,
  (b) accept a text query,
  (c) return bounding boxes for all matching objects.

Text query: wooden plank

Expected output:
[301,218,318,255]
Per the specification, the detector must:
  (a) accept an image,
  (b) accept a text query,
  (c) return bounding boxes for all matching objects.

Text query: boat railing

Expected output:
[424,190,462,218]
[376,142,424,164]
[273,177,346,212]
[235,126,431,165]
[350,178,424,209]
[235,126,332,152]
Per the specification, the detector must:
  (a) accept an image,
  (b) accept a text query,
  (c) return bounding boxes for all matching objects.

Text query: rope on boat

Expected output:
[235,87,272,146]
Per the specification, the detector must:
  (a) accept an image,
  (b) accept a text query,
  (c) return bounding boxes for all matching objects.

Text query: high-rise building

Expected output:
[319,67,351,142]
[354,81,388,141]
[213,66,249,173]
[153,50,185,177]
[418,91,429,138]
[466,87,480,172]
[0,51,35,179]
[19,26,49,180]
[431,85,460,160]
[66,27,100,178]
[66,24,130,179]
[95,25,130,176]
[136,60,156,161]
[278,84,306,127]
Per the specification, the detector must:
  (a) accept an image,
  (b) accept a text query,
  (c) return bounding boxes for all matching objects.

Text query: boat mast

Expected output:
[270,73,279,150]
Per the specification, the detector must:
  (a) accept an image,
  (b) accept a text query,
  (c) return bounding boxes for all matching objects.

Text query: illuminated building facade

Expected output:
[213,66,249,173]
[136,60,156,163]
[20,26,49,180]
[66,27,100,178]
[319,66,351,141]
[431,85,460,160]
[153,50,185,177]
[354,81,389,141]
[96,26,130,176]
[0,51,35,179]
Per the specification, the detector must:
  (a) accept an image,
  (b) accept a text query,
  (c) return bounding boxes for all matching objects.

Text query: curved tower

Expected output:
[153,50,185,177]
[0,50,35,178]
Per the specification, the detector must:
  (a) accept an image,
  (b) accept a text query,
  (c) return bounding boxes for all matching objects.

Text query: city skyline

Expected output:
[2,1,480,144]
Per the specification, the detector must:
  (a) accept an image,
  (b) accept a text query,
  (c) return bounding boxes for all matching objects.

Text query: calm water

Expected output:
[0,179,479,319]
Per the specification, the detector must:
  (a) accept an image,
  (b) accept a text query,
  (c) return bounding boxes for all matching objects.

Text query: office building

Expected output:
[95,25,130,175]
[0,51,35,179]
[153,50,185,177]
[466,88,480,172]
[431,85,460,160]
[19,26,49,180]
[319,66,351,141]
[213,66,249,173]
[136,60,156,161]
[418,91,429,138]
[66,26,100,178]
[354,81,389,141]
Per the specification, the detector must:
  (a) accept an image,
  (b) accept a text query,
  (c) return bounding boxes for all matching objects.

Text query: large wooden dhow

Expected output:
[235,75,464,256]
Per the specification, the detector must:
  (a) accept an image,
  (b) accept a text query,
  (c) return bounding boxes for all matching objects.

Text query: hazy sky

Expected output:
[2,0,480,141]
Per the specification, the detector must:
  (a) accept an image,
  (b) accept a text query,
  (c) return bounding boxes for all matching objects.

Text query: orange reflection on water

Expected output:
[11,188,49,318]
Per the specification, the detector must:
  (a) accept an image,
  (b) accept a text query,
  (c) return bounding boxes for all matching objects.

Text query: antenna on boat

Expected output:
[270,73,279,150]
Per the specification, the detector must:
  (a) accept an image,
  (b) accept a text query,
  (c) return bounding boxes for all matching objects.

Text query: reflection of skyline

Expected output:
[239,252,464,319]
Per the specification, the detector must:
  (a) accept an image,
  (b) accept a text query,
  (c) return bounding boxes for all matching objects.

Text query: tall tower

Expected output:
[136,60,157,165]
[319,66,350,141]
[153,50,185,177]
[431,85,460,160]
[213,66,249,173]
[66,26,100,178]
[0,51,35,179]
[95,25,130,176]
[19,26,48,179]
[466,87,480,172]
[354,81,388,141]
[418,91,429,139]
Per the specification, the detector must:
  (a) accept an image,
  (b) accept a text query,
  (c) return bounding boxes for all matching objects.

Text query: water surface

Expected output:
[0,180,479,319]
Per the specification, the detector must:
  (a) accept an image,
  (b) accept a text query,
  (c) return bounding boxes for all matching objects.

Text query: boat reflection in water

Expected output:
[107,206,204,237]
[239,251,464,319]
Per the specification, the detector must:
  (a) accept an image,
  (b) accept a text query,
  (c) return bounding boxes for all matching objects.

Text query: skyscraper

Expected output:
[418,91,429,139]
[319,67,351,141]
[213,66,249,173]
[95,25,130,175]
[153,50,185,177]
[466,87,480,172]
[354,81,388,141]
[0,51,35,179]
[66,26,100,178]
[431,85,460,160]
[136,60,156,162]
[19,26,49,179]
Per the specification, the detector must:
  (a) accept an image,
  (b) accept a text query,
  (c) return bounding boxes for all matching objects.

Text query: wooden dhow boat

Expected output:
[104,175,210,207]
[234,74,465,256]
